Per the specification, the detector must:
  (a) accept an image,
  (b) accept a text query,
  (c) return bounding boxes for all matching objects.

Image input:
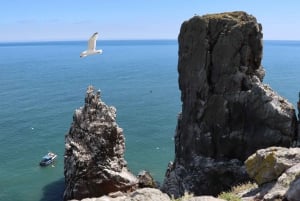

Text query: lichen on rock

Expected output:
[245,147,300,185]
[241,147,300,200]
[64,86,138,201]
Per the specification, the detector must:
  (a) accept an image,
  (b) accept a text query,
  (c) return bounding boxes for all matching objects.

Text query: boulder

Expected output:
[185,197,226,201]
[123,188,171,201]
[162,11,297,198]
[245,147,300,185]
[137,170,157,188]
[69,188,171,201]
[286,177,300,201]
[68,190,227,201]
[64,86,138,201]
[241,148,300,200]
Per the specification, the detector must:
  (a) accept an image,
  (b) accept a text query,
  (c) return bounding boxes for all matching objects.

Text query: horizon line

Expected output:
[1,38,300,43]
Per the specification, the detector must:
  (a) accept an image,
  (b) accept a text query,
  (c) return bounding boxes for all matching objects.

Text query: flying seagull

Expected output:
[80,32,103,58]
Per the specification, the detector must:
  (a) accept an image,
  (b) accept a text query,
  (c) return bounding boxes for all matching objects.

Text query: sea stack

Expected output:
[64,86,137,200]
[161,11,297,197]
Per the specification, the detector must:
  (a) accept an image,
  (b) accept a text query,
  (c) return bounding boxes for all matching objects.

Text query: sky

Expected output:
[1,0,300,42]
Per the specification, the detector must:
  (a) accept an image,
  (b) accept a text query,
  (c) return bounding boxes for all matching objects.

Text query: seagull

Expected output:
[80,32,103,58]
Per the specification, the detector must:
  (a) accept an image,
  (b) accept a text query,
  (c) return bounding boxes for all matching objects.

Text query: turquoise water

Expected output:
[263,41,300,106]
[0,40,300,201]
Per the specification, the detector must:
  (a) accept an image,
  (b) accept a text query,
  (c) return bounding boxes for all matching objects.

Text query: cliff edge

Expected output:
[161,11,297,197]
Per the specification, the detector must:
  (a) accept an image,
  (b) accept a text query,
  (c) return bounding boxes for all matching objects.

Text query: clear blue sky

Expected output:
[1,0,300,42]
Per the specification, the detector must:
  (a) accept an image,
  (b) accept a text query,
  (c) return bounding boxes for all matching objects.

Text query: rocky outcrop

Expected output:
[241,147,300,201]
[162,11,297,197]
[69,188,171,201]
[245,147,300,185]
[137,170,157,188]
[69,188,226,201]
[185,197,226,201]
[163,156,248,197]
[64,86,138,201]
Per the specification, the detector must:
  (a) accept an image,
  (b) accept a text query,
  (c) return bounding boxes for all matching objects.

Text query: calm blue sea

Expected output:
[0,40,300,201]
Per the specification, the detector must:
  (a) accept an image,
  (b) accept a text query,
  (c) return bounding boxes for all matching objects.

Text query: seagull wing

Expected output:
[87,32,98,51]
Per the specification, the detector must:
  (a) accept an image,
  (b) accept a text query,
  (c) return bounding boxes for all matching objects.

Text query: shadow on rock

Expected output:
[40,177,65,201]
[242,182,276,200]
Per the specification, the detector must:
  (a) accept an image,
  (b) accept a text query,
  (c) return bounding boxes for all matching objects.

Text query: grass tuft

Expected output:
[171,191,194,201]
[218,182,257,201]
[218,192,241,201]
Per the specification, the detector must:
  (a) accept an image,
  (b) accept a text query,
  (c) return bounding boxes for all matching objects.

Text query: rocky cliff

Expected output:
[64,86,138,201]
[161,11,298,197]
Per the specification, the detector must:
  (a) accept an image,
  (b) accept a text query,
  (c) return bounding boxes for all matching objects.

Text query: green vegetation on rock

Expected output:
[218,182,257,201]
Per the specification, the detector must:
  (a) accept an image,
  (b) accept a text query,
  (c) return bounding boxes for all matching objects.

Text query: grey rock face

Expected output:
[162,11,297,197]
[286,178,300,201]
[64,86,138,201]
[163,156,248,197]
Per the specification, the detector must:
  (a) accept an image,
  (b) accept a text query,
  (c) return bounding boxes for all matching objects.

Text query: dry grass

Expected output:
[218,192,241,201]
[171,191,194,201]
[218,182,258,201]
[170,182,257,201]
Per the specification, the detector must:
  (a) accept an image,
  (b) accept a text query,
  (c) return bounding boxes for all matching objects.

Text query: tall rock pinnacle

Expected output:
[64,86,137,201]
[162,11,297,197]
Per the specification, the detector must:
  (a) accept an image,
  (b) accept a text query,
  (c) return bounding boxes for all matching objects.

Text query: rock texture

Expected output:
[69,188,226,201]
[137,170,157,188]
[185,197,226,201]
[162,11,297,198]
[242,147,300,201]
[69,188,171,201]
[64,86,138,201]
[245,146,300,185]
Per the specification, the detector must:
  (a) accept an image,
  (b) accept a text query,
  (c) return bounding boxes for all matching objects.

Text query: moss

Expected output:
[254,152,277,184]
[244,154,257,175]
[245,150,281,185]
[202,11,250,21]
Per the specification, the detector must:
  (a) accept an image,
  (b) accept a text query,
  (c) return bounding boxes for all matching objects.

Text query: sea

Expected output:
[0,40,300,201]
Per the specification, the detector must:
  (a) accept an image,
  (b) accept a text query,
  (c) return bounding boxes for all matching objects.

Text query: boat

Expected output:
[39,152,57,166]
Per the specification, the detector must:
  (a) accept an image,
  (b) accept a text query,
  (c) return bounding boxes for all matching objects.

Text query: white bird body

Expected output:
[80,32,103,58]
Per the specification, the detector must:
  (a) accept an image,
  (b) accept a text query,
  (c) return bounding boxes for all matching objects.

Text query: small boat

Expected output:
[39,152,57,166]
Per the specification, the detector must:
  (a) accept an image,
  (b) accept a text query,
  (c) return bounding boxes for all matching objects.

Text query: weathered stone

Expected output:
[240,168,300,201]
[162,156,248,198]
[162,11,297,198]
[285,177,300,201]
[64,86,138,201]
[70,189,227,201]
[245,147,300,185]
[240,149,300,200]
[124,188,171,201]
[137,170,157,188]
[185,196,226,201]
[70,188,171,201]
